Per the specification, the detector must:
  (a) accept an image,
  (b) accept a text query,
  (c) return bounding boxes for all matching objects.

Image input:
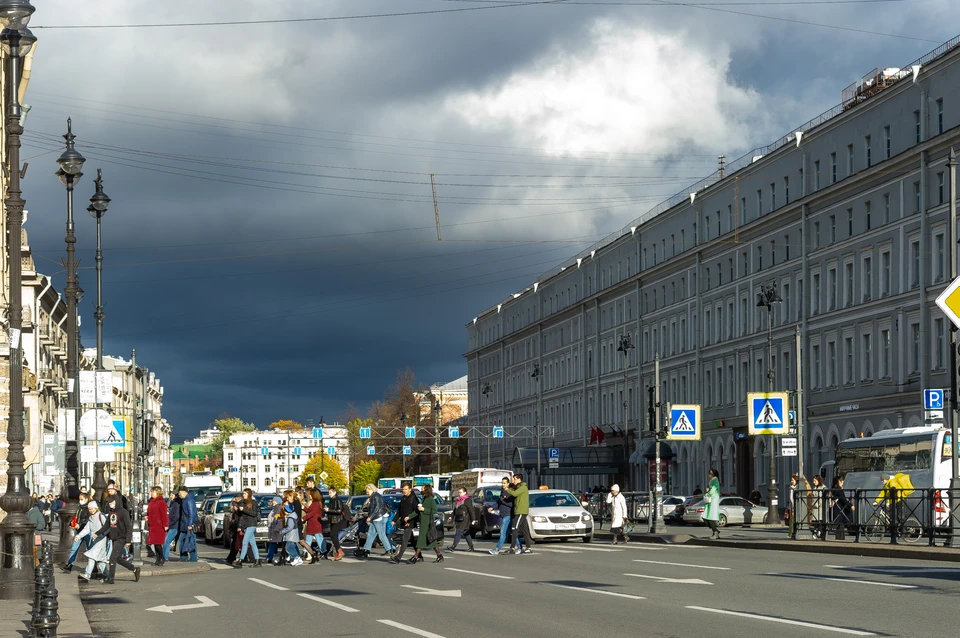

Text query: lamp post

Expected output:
[433,401,441,474]
[0,0,37,600]
[531,364,542,488]
[88,169,110,496]
[481,383,492,467]
[617,333,634,488]
[757,282,782,526]
[53,117,85,563]
[400,413,408,477]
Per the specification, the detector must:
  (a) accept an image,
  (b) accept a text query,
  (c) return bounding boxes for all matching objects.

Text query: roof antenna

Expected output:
[717,155,726,179]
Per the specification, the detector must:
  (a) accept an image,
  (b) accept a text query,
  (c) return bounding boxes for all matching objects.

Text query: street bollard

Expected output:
[32,560,51,635]
[34,586,60,638]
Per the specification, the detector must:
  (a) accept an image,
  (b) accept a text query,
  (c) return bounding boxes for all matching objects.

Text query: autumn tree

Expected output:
[298,450,348,491]
[268,419,303,431]
[208,415,256,469]
[351,460,382,494]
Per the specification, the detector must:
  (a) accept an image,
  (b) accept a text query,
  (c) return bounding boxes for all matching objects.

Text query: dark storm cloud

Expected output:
[19,0,951,440]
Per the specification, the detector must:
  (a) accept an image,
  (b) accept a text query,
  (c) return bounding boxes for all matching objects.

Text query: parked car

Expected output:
[203,492,241,542]
[680,495,769,527]
[528,489,594,543]
[196,497,217,538]
[664,496,698,525]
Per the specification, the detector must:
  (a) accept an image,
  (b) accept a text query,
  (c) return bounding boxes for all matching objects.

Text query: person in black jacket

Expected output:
[390,483,420,564]
[233,489,263,568]
[224,496,243,564]
[103,495,140,584]
[324,486,346,560]
[448,487,477,552]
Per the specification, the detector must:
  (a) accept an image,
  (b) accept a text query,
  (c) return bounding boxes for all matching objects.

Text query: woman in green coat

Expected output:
[702,468,722,539]
[410,484,443,564]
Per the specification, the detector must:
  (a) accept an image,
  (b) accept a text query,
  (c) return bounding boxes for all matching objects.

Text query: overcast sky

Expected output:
[20,0,955,441]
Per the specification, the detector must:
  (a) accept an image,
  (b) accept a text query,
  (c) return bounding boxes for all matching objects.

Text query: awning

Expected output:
[512,446,625,476]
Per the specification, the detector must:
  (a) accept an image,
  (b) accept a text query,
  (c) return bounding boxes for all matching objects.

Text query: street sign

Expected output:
[260,447,268,456]
[493,427,504,438]
[781,446,798,457]
[319,471,329,481]
[312,427,323,439]
[781,437,798,447]
[923,389,944,410]
[667,404,701,441]
[747,392,789,435]
[449,426,460,438]
[293,446,302,455]
[788,410,796,424]
[403,445,412,455]
[548,448,560,459]
[936,275,960,329]
[216,469,225,476]
[367,446,375,455]
[405,426,416,438]
[359,427,371,439]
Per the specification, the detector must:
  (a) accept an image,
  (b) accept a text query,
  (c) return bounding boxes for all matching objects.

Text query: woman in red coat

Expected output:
[301,489,324,564]
[145,486,170,566]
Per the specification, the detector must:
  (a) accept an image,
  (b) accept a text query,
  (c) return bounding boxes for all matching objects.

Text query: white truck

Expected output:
[180,471,224,510]
[450,468,512,495]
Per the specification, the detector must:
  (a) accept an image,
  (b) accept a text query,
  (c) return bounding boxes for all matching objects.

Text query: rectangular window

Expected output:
[757,245,763,270]
[812,343,821,389]
[770,182,776,210]
[883,193,890,224]
[729,258,734,282]
[757,189,763,215]
[936,318,946,369]
[728,301,734,339]
[911,239,920,288]
[884,125,891,159]
[862,333,872,381]
[741,297,747,335]
[830,153,837,184]
[881,329,891,378]
[828,340,837,387]
[784,234,790,260]
[784,176,790,204]
[705,370,712,407]
[865,201,872,231]
[828,267,837,311]
[782,282,791,323]
[914,181,921,213]
[937,98,944,134]
[847,208,853,236]
[741,197,746,220]
[812,272,821,314]
[771,239,776,266]
[727,204,733,232]
[881,250,891,297]
[938,172,945,205]
[705,216,710,241]
[936,232,945,282]
[815,160,821,190]
[911,322,920,374]
[844,262,854,307]
[865,135,872,168]
[847,144,854,175]
[814,221,820,248]
[742,251,748,277]
[915,110,921,144]
[830,214,836,244]
[862,255,872,302]
[845,336,854,384]
[704,309,711,345]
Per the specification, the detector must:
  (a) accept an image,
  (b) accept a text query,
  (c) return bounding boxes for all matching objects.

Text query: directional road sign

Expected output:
[667,404,701,441]
[293,446,301,455]
[326,446,336,456]
[493,427,504,438]
[924,389,944,411]
[405,426,416,438]
[367,446,375,455]
[449,426,460,438]
[359,427,372,439]
[260,447,268,456]
[312,427,323,439]
[936,275,960,329]
[403,445,412,455]
[747,392,789,435]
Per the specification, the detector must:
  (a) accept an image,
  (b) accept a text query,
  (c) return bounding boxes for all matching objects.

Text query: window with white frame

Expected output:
[828,267,837,311]
[844,261,854,308]
[861,332,872,381]
[935,318,946,369]
[827,340,837,387]
[911,322,920,374]
[862,255,872,302]
[936,232,946,282]
[844,336,854,384]
[911,239,920,288]
[812,343,821,389]
[880,328,891,378]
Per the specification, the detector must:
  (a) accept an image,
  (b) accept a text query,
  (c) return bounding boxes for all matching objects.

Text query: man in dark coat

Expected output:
[389,483,420,563]
[102,494,140,584]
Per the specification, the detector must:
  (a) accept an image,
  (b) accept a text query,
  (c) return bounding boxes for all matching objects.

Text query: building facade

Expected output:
[223,425,350,492]
[465,36,960,499]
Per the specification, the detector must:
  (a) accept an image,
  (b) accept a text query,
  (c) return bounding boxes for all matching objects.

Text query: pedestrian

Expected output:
[266,496,285,565]
[51,495,64,529]
[448,487,477,552]
[100,480,130,511]
[409,484,442,564]
[787,474,799,535]
[607,484,629,544]
[282,502,303,566]
[145,486,169,567]
[506,473,533,554]
[830,476,854,540]
[487,477,516,555]
[282,489,303,561]
[225,497,243,565]
[77,501,110,584]
[26,499,46,531]
[39,495,51,531]
[703,468,721,539]
[59,492,92,573]
[749,486,762,506]
[324,486,346,561]
[102,493,141,583]
[165,486,198,561]
[233,488,263,568]
[359,483,394,558]
[692,485,703,497]
[390,482,420,564]
[810,474,826,532]
[301,488,324,564]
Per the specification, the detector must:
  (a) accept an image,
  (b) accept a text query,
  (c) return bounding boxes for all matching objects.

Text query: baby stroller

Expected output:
[339,516,362,553]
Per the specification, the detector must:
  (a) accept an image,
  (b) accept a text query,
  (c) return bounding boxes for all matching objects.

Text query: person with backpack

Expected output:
[282,503,302,566]
[448,487,477,552]
[488,477,516,555]
[77,501,111,584]
[265,497,285,565]
[506,474,533,554]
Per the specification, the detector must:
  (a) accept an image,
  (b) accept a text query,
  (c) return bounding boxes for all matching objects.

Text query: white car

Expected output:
[204,492,241,542]
[528,489,594,543]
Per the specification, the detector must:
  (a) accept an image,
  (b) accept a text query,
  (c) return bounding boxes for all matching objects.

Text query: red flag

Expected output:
[589,426,598,445]
[597,428,606,444]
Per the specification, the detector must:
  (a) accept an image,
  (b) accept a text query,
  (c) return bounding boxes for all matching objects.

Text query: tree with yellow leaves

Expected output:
[268,419,303,431]
[298,450,348,491]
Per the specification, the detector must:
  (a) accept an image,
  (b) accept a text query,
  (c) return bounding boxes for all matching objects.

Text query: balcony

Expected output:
[37,324,54,346]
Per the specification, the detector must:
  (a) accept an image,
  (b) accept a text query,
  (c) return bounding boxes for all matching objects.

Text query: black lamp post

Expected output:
[433,400,442,474]
[481,383,492,467]
[531,364,542,488]
[400,413,408,477]
[617,333,635,488]
[0,0,37,601]
[88,169,110,496]
[757,283,782,526]
[53,118,84,564]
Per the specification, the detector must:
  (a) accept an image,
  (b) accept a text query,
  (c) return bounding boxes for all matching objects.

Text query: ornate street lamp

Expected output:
[757,282,783,526]
[88,169,110,496]
[0,0,38,600]
[53,118,85,563]
[531,364,542,487]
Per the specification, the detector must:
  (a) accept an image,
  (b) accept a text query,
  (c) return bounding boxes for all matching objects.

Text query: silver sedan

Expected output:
[681,495,769,527]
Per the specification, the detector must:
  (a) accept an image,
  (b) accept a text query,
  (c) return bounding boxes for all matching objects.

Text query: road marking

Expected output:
[632,559,730,570]
[146,596,218,614]
[378,620,448,638]
[445,567,514,580]
[825,565,960,574]
[201,561,233,570]
[768,573,917,588]
[625,573,713,585]
[401,584,461,597]
[685,606,876,636]
[247,578,289,591]
[298,593,360,612]
[543,583,645,600]
[616,544,665,551]
[537,548,580,554]
[575,546,623,552]
[447,550,491,558]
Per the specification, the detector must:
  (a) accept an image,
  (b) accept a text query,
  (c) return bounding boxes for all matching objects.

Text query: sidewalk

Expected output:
[595,524,960,562]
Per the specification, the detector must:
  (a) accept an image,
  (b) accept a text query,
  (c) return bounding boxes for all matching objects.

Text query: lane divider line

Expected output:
[543,582,645,600]
[685,606,876,636]
[444,567,514,579]
[767,573,917,588]
[378,619,448,637]
[632,559,730,570]
[298,593,360,612]
[247,578,288,591]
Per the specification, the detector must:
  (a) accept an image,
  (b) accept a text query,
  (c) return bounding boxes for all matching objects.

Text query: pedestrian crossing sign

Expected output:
[747,392,789,435]
[667,404,701,441]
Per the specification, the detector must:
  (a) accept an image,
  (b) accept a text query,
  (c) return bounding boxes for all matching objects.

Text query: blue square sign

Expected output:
[548,448,560,459]
[667,405,701,441]
[747,392,788,435]
[312,427,324,439]
[449,426,460,438]
[405,426,416,438]
[326,446,336,456]
[493,427,504,438]
[403,446,412,456]
[367,446,375,455]
[924,389,944,410]
[359,427,372,439]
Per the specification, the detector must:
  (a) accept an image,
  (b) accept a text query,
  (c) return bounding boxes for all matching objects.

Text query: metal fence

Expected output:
[791,487,960,546]
[581,492,658,529]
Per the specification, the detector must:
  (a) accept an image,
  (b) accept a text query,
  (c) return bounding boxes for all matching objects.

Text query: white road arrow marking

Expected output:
[624,573,713,585]
[147,596,219,614]
[401,584,462,597]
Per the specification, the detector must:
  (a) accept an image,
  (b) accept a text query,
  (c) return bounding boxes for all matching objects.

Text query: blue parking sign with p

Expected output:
[747,392,788,435]
[924,389,944,410]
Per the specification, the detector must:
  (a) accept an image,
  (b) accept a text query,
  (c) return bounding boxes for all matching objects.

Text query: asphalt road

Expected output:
[76,536,960,638]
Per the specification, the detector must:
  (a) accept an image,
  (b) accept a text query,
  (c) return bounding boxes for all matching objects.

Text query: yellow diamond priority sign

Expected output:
[936,275,960,329]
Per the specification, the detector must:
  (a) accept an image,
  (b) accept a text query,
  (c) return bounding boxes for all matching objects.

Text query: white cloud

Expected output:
[446,21,768,156]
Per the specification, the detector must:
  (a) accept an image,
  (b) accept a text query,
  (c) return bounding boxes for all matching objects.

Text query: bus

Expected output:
[377,477,412,492]
[829,425,956,528]
[412,474,452,500]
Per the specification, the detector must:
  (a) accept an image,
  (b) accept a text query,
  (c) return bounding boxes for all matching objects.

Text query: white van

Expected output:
[181,471,224,509]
